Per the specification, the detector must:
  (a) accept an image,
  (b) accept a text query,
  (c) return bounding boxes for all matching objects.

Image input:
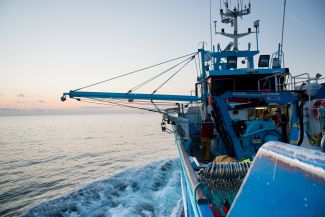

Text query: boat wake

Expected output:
[23,159,183,217]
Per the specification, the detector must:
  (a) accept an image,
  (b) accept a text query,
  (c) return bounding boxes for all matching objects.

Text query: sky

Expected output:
[0,0,324,114]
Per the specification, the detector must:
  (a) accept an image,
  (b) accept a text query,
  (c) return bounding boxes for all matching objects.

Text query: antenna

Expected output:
[279,0,287,66]
[217,0,252,51]
[210,0,213,50]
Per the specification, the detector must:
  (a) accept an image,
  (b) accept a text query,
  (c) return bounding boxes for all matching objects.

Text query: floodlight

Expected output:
[254,20,260,28]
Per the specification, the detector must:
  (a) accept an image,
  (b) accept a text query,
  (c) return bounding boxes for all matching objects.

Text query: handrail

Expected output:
[258,72,322,111]
[177,139,208,204]
[258,73,285,92]
[288,73,311,105]
[258,72,322,94]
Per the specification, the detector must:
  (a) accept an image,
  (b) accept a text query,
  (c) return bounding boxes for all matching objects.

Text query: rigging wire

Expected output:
[109,99,178,107]
[76,96,180,113]
[150,55,195,114]
[72,52,197,91]
[69,50,198,114]
[70,54,196,114]
[151,99,161,114]
[77,98,162,113]
[152,55,195,94]
[124,100,178,106]
[83,97,178,107]
[127,54,197,93]
[79,97,177,134]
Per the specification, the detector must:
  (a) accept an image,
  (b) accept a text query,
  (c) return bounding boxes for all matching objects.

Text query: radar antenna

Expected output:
[215,0,256,51]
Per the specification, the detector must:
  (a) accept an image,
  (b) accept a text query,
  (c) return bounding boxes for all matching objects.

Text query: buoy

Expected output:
[312,100,325,120]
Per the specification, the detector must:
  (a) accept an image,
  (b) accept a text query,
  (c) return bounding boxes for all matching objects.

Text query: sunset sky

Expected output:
[0,0,324,114]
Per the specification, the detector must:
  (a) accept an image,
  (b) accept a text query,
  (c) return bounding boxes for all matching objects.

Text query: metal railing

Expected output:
[258,73,286,92]
[258,73,323,114]
[286,73,323,103]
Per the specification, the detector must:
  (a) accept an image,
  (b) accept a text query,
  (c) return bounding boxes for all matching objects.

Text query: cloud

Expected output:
[38,100,45,104]
[17,94,25,98]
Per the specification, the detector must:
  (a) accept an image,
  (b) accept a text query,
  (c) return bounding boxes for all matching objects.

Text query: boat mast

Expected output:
[279,0,287,67]
[199,43,208,111]
[217,0,252,51]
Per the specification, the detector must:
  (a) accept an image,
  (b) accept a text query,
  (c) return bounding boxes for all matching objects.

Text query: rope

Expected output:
[73,52,197,91]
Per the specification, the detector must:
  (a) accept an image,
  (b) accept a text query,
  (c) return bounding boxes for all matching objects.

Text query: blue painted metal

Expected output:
[241,121,281,158]
[214,96,244,159]
[289,103,300,144]
[221,91,299,105]
[175,139,201,217]
[209,50,258,70]
[214,91,301,158]
[228,142,325,217]
[60,2,324,216]
[213,90,300,159]
[197,204,214,217]
[210,50,259,58]
[174,137,214,217]
[180,174,189,217]
[199,48,208,109]
[314,83,325,99]
[208,68,286,76]
[64,91,199,102]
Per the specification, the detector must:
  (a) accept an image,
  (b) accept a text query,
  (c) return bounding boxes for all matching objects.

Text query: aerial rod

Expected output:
[279,0,287,66]
[216,0,253,51]
[210,0,213,51]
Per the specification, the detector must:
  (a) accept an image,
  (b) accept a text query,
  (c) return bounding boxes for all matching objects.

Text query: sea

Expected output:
[0,113,183,217]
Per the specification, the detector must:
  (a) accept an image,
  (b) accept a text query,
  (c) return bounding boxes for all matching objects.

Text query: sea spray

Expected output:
[23,159,183,217]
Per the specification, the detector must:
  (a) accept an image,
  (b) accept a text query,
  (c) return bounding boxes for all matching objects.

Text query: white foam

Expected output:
[23,159,182,217]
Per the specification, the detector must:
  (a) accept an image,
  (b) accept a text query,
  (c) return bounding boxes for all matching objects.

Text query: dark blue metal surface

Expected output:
[214,96,243,159]
[221,91,299,105]
[208,68,287,76]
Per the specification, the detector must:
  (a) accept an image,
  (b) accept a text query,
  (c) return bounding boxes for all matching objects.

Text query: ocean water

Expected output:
[0,113,181,217]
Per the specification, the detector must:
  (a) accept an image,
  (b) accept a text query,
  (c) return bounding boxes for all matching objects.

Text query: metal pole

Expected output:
[200,46,207,110]
[280,0,287,65]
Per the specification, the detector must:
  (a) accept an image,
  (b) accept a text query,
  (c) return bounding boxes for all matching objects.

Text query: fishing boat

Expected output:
[61,1,325,216]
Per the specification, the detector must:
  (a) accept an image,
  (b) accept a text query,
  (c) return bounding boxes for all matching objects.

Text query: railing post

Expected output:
[258,80,260,91]
[274,75,279,92]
